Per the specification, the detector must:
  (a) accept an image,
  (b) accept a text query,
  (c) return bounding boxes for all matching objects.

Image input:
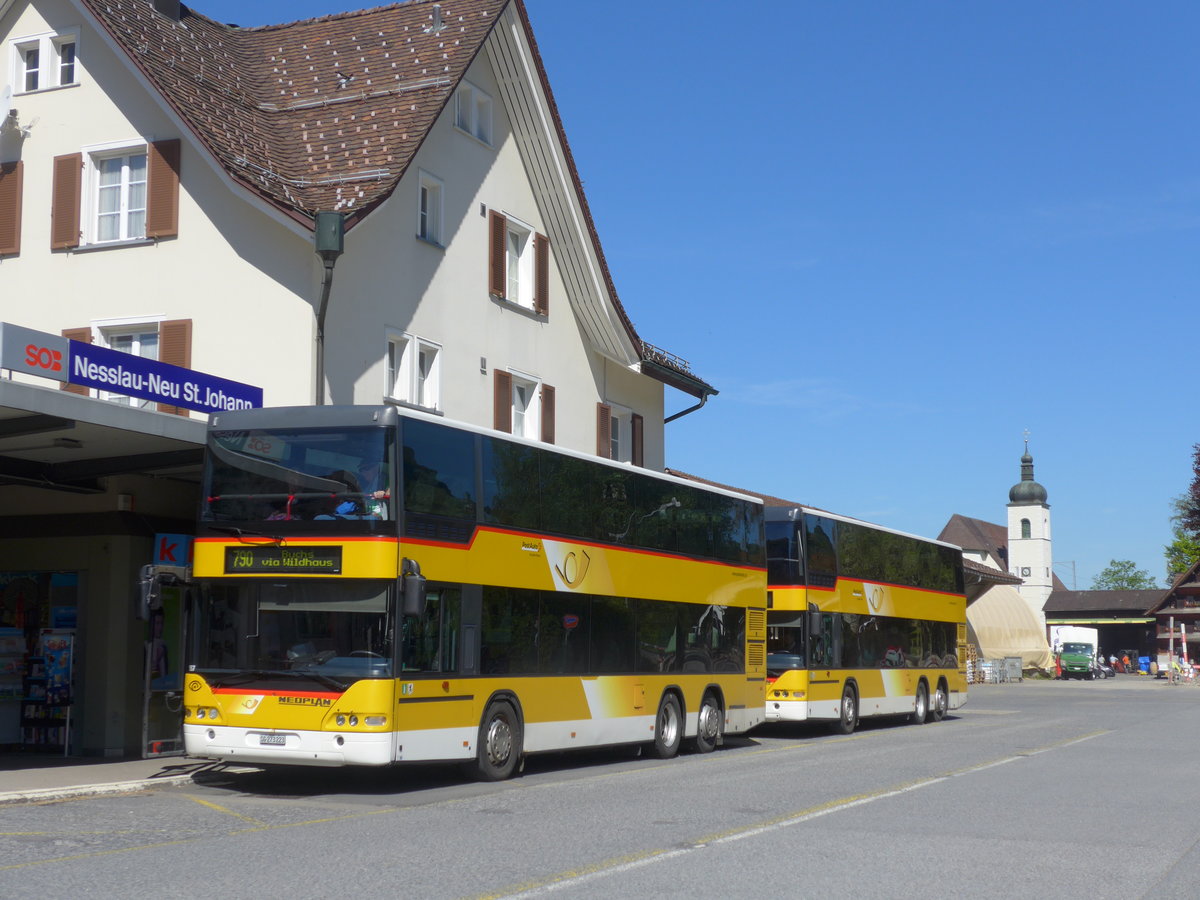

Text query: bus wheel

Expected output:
[649,693,682,759]
[930,681,948,722]
[910,682,929,725]
[831,684,857,735]
[472,700,522,781]
[692,693,721,753]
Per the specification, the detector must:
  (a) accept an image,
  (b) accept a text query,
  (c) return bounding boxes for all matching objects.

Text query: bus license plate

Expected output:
[259,734,286,746]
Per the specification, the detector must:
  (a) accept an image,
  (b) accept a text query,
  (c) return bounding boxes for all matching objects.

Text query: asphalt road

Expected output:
[2,676,1197,899]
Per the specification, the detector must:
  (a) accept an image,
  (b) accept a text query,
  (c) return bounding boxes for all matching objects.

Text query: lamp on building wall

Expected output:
[313,211,345,405]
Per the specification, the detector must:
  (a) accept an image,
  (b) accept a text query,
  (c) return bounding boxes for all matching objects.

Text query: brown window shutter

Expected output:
[145,139,181,239]
[540,384,555,444]
[157,319,192,415]
[488,210,507,298]
[51,153,82,250]
[0,161,23,256]
[631,413,644,467]
[534,233,549,317]
[596,403,612,459]
[493,370,512,433]
[60,327,91,395]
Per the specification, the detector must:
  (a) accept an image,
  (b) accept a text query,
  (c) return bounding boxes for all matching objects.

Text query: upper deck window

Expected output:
[203,426,394,528]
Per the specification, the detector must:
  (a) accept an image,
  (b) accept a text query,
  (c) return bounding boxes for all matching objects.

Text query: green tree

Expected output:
[1090,559,1159,590]
[1165,494,1200,582]
[1181,445,1200,535]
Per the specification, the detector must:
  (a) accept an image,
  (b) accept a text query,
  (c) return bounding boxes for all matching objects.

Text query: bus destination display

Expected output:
[224,546,343,574]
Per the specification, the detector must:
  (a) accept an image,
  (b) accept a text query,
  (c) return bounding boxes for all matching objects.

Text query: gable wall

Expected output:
[329,48,665,464]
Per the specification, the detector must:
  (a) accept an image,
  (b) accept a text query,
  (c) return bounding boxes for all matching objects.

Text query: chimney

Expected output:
[153,0,182,22]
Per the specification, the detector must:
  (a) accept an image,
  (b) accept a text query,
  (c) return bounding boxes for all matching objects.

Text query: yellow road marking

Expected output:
[182,792,266,826]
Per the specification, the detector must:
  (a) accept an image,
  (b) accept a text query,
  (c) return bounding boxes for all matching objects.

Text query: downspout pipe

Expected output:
[313,212,345,405]
[664,390,711,424]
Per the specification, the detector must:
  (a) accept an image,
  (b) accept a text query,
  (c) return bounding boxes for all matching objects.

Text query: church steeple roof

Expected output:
[1009,438,1048,505]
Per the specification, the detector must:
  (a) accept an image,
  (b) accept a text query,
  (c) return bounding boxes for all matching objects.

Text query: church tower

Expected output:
[1007,440,1053,630]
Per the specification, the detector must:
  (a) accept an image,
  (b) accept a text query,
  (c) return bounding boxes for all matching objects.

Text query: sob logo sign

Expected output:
[25,342,64,373]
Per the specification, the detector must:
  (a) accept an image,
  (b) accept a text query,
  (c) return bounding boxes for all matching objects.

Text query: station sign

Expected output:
[0,322,262,414]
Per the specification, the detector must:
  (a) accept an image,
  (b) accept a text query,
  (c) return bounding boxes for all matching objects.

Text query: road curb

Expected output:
[0,773,196,806]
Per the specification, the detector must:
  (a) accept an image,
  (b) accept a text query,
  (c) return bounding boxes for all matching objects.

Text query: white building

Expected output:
[0,0,714,756]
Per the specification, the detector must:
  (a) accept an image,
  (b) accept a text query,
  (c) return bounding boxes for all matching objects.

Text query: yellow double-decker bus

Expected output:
[184,405,766,779]
[764,506,967,733]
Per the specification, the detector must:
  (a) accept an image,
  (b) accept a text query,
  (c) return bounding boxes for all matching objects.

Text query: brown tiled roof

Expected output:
[82,0,497,225]
[962,558,1022,585]
[938,514,1008,564]
[1043,589,1165,616]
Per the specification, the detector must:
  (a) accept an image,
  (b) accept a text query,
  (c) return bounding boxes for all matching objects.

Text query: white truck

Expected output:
[1051,625,1100,679]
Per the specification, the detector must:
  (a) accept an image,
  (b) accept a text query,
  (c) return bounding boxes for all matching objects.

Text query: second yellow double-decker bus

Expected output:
[764,505,967,733]
[184,405,766,779]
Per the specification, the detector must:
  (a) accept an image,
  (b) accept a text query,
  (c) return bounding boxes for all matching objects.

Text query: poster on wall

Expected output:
[39,632,74,706]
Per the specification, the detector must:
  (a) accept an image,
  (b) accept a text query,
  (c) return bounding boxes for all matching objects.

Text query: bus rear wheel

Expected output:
[831,684,857,735]
[930,681,948,722]
[910,682,929,725]
[471,699,522,781]
[649,693,682,759]
[692,693,721,753]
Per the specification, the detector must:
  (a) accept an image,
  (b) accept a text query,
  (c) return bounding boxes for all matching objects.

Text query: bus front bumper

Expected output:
[184,723,394,767]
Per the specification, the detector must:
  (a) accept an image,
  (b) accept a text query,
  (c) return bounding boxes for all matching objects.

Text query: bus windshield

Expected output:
[202,426,394,525]
[192,580,394,686]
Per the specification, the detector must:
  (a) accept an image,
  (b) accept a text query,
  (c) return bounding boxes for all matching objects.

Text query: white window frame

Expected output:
[504,214,535,310]
[607,402,633,464]
[92,316,163,407]
[386,330,441,411]
[453,80,492,145]
[509,370,541,440]
[82,140,149,246]
[416,169,444,245]
[9,28,80,94]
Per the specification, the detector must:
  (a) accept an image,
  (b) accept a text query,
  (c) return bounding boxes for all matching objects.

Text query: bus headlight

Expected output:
[349,715,359,727]
[336,714,346,726]
[365,716,386,727]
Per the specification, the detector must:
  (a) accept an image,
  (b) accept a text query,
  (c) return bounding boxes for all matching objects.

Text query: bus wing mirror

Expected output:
[807,601,821,636]
[138,565,160,620]
[401,558,427,618]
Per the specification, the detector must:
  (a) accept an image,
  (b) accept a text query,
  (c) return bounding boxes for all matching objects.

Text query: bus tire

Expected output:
[930,680,948,722]
[649,693,682,759]
[692,692,721,754]
[910,681,928,725]
[831,683,857,735]
[471,699,522,781]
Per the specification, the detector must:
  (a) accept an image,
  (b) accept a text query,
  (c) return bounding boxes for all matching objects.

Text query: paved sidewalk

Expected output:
[0,754,229,805]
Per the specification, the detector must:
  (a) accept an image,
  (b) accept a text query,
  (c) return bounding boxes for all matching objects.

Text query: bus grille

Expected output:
[747,642,766,669]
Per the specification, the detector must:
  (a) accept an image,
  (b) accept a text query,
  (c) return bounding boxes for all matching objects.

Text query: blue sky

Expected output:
[196,0,1198,588]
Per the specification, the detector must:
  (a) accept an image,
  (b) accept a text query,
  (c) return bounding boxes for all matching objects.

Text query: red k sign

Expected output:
[154,534,193,566]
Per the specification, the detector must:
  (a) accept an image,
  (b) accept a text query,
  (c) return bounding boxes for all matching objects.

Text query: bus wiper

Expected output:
[208,526,285,543]
[207,669,349,692]
[288,669,351,692]
[206,669,291,688]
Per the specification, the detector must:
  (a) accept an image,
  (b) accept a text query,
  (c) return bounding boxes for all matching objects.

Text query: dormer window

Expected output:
[454,80,492,145]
